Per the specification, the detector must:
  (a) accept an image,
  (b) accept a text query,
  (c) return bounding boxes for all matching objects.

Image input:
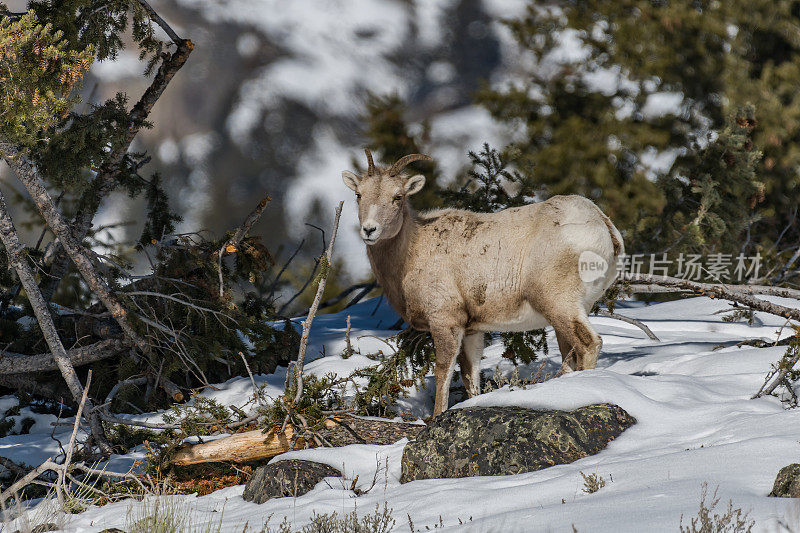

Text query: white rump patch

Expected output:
[578,250,608,283]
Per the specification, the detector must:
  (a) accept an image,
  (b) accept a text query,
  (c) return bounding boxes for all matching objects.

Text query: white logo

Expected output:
[578,250,608,283]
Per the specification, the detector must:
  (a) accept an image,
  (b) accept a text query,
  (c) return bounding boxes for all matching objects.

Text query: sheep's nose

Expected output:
[363,225,377,237]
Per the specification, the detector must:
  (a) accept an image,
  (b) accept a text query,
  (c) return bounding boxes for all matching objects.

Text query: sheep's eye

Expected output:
[355,194,361,200]
[393,195,402,202]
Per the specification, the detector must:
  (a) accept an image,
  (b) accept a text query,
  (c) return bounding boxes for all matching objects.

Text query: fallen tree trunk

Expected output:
[171,415,424,468]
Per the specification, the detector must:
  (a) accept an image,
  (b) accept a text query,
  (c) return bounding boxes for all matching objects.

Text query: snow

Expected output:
[91,51,147,82]
[642,91,685,120]
[3,294,800,531]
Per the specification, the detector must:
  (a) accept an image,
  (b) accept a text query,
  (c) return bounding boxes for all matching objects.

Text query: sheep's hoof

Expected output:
[556,364,575,377]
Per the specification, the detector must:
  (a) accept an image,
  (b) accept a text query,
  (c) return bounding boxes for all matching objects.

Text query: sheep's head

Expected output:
[342,149,431,245]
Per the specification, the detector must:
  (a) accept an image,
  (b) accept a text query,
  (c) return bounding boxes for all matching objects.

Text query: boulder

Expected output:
[242,459,341,503]
[401,403,635,482]
[769,464,800,498]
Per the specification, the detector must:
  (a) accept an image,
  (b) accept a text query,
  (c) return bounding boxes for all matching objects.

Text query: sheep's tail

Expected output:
[600,213,624,257]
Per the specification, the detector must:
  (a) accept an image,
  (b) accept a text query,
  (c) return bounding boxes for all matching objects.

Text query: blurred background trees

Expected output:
[1,0,799,420]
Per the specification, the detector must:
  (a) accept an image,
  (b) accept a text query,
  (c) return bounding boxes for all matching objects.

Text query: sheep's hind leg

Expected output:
[550,309,602,372]
[458,333,484,398]
[572,312,602,370]
[430,325,465,416]
[554,330,577,374]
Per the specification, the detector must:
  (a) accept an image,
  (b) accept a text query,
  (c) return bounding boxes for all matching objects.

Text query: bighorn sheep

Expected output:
[342,150,623,415]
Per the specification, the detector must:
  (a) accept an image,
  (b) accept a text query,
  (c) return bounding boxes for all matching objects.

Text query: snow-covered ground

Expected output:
[3,295,800,532]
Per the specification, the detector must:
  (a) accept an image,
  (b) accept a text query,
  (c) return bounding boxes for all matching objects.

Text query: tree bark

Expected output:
[0,187,111,454]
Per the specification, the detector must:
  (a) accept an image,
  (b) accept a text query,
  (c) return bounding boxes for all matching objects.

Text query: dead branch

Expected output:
[753,336,800,400]
[292,202,344,409]
[0,372,91,509]
[623,275,800,300]
[104,376,148,406]
[0,188,111,454]
[160,377,183,402]
[216,194,271,298]
[0,458,61,507]
[0,374,66,401]
[268,238,305,298]
[293,281,378,318]
[55,370,91,509]
[619,273,800,322]
[97,412,180,431]
[277,224,327,316]
[135,0,182,43]
[0,339,127,375]
[595,309,660,341]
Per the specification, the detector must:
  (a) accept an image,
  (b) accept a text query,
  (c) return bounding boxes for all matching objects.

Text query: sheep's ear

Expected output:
[404,174,426,196]
[342,171,360,192]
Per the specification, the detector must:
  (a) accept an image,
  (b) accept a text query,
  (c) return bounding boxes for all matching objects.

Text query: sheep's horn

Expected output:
[388,153,432,176]
[364,148,376,176]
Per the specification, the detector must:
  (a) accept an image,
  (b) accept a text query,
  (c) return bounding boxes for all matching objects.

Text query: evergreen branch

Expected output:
[41,34,194,301]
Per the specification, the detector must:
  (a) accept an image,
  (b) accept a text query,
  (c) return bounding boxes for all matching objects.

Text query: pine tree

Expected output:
[478,0,800,258]
[0,4,297,417]
[363,93,442,211]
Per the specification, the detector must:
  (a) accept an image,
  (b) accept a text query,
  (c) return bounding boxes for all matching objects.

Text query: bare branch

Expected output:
[619,273,800,322]
[216,194,271,298]
[292,201,344,407]
[268,238,305,298]
[293,281,377,318]
[0,458,61,507]
[595,309,660,341]
[104,376,148,406]
[136,0,182,44]
[624,276,800,300]
[56,370,92,509]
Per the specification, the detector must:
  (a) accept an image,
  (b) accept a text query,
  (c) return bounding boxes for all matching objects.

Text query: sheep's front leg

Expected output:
[458,333,484,398]
[430,325,464,416]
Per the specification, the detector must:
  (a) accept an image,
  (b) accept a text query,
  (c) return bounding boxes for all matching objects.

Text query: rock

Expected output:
[13,524,58,533]
[769,464,800,497]
[401,403,635,482]
[98,529,126,533]
[242,459,341,503]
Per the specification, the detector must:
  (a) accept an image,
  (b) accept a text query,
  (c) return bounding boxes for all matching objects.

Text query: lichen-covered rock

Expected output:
[769,464,800,498]
[242,459,341,504]
[401,403,635,482]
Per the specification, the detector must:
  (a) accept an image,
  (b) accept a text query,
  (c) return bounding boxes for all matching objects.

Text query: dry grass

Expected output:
[679,483,754,533]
